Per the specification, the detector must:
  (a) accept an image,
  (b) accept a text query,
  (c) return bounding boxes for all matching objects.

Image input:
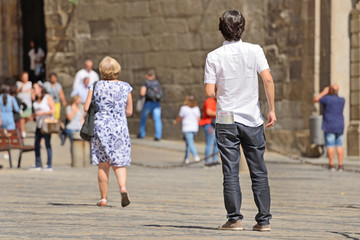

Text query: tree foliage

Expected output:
[68,0,78,5]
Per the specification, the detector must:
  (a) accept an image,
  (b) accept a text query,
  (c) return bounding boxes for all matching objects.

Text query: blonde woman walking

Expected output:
[84,56,133,207]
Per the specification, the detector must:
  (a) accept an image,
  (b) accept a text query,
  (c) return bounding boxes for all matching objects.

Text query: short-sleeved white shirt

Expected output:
[179,105,200,133]
[28,48,45,70]
[16,81,32,107]
[73,69,99,90]
[204,40,270,127]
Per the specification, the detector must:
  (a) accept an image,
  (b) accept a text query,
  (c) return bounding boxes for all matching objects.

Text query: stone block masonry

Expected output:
[41,0,340,155]
[347,6,360,156]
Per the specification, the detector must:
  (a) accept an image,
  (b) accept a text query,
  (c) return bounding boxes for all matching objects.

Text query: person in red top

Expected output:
[199,98,219,166]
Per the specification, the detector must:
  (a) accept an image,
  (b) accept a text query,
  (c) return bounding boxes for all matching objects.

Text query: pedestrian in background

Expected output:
[28,40,45,83]
[204,10,276,231]
[30,82,55,171]
[73,60,99,90]
[174,94,201,164]
[199,97,219,167]
[44,72,67,120]
[64,95,84,148]
[137,69,163,141]
[84,56,132,207]
[0,85,19,130]
[16,72,32,138]
[314,84,345,171]
[71,77,90,104]
[10,86,24,132]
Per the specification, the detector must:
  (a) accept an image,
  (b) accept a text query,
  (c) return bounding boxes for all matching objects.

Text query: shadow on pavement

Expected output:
[328,231,360,240]
[48,202,114,208]
[144,224,217,231]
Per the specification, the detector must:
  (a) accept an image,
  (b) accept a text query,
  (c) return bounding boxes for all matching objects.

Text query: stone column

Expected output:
[331,0,352,155]
[0,0,22,84]
[347,3,360,157]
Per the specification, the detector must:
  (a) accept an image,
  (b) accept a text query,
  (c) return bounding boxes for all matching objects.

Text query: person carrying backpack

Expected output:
[137,69,163,141]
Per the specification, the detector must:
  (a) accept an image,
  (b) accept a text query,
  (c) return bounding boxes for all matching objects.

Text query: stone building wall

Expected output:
[348,3,360,156]
[0,0,22,84]
[43,0,318,154]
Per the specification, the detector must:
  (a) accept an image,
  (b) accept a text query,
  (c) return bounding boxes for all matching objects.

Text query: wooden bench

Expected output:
[0,133,12,168]
[0,129,35,168]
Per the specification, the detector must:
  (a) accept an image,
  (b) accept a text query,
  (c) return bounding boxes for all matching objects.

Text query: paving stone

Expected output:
[0,135,359,239]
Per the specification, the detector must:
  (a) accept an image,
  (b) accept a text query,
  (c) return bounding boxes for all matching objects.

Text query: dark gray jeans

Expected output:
[216,123,272,226]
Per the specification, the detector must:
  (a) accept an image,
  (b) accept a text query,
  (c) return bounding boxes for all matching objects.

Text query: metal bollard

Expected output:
[309,115,325,145]
[71,132,90,167]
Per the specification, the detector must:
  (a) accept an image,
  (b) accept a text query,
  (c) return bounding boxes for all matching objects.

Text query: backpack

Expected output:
[145,80,163,102]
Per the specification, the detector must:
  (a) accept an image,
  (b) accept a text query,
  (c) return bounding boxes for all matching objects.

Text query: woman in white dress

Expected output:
[84,56,133,207]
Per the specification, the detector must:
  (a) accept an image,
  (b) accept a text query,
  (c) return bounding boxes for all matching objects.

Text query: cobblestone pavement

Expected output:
[0,136,359,239]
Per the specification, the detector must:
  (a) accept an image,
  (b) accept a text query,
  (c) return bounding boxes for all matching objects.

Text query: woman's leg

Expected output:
[185,132,199,158]
[65,129,75,152]
[113,166,130,207]
[20,118,25,136]
[34,128,42,167]
[44,134,52,168]
[112,166,127,192]
[98,162,111,199]
[183,132,190,160]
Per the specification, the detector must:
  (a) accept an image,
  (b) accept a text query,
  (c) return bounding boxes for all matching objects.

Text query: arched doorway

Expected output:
[21,0,47,82]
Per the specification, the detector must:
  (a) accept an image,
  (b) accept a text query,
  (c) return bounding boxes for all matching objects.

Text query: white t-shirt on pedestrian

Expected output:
[16,81,32,108]
[204,40,270,127]
[73,69,99,90]
[179,105,200,133]
[28,48,45,71]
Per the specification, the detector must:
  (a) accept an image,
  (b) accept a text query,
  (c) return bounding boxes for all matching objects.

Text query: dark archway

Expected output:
[20,0,47,80]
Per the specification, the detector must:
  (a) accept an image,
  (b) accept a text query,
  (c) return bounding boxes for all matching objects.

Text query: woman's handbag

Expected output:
[136,96,145,112]
[40,118,60,134]
[80,81,98,141]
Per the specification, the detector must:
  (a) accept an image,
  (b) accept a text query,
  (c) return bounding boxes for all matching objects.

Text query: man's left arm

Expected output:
[205,84,216,98]
[260,69,277,128]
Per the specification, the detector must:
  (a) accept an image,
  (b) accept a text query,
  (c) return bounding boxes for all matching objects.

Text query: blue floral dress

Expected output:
[89,80,132,166]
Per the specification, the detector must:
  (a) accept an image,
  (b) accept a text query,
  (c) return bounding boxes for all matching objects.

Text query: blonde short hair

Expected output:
[70,95,81,105]
[99,56,121,80]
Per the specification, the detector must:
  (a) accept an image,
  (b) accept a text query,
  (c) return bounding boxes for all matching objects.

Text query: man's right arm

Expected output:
[140,86,146,97]
[260,69,277,128]
[313,86,329,103]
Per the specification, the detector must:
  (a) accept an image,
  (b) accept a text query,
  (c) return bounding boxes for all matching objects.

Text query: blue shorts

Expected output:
[325,133,343,147]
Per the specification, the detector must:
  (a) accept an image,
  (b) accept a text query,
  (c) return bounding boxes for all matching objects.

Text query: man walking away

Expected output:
[204,9,277,232]
[137,69,163,141]
[314,84,345,171]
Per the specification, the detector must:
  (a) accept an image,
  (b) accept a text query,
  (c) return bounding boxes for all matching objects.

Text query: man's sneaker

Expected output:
[28,166,41,171]
[42,166,53,171]
[218,220,243,231]
[184,159,190,165]
[194,156,200,162]
[253,224,271,232]
[338,165,344,172]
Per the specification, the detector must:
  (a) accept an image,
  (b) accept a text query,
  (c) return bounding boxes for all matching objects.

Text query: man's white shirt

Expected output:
[73,69,99,90]
[204,40,270,127]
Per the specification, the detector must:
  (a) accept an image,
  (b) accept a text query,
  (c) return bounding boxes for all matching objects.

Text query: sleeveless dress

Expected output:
[89,80,133,166]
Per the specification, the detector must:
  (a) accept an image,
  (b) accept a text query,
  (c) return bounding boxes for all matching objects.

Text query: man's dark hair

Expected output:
[219,10,246,41]
[49,72,57,78]
[147,68,156,77]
